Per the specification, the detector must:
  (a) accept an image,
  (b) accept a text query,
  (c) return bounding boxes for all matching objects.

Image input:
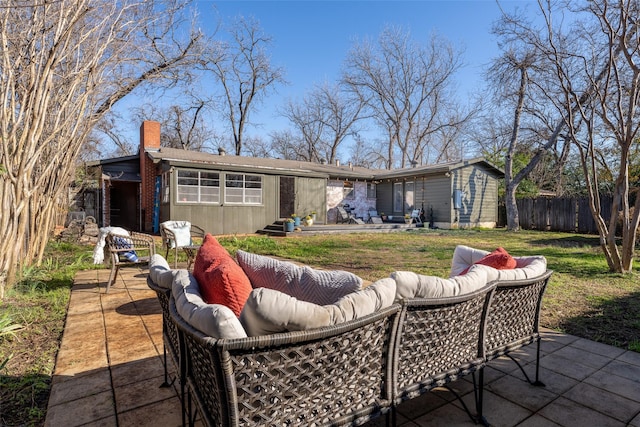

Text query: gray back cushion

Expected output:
[236,250,362,305]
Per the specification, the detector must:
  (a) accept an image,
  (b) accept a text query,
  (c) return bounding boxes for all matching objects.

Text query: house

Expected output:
[85,121,504,234]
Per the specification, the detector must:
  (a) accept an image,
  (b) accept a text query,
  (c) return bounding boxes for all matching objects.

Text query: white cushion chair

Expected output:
[160,220,205,268]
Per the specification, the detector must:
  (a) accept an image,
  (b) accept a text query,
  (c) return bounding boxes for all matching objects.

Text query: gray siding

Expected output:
[418,176,452,224]
[163,169,327,234]
[295,177,327,223]
[452,165,499,226]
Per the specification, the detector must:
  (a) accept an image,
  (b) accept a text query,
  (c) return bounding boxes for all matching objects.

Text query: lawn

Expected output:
[1,228,640,425]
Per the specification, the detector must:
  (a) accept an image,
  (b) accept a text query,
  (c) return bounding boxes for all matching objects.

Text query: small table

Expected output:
[182,245,201,270]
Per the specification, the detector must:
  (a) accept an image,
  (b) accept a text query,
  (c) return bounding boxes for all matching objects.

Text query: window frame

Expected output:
[176,169,220,204]
[224,173,263,205]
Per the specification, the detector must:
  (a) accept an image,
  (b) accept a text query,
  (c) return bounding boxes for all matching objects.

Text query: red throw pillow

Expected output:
[193,234,252,317]
[461,247,517,275]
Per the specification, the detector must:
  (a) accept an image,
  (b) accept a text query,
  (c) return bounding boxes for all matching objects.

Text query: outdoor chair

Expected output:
[367,209,384,224]
[409,209,423,225]
[336,206,365,224]
[104,231,155,293]
[392,281,496,426]
[484,270,554,386]
[160,221,205,269]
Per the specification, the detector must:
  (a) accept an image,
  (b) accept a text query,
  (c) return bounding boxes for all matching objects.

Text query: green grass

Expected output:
[218,229,640,350]
[0,241,97,426]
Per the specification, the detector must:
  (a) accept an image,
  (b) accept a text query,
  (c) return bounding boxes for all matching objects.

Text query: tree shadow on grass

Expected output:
[558,291,640,351]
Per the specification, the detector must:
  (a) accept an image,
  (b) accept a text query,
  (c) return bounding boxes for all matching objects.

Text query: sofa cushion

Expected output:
[240,288,332,335]
[239,277,396,336]
[193,234,252,317]
[393,265,490,299]
[460,247,517,275]
[482,256,548,281]
[149,254,175,289]
[450,245,547,281]
[172,269,247,339]
[236,250,362,305]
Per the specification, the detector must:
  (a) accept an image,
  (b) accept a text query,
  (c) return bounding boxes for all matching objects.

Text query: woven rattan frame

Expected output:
[105,232,155,293]
[392,281,496,422]
[169,297,402,427]
[484,270,553,386]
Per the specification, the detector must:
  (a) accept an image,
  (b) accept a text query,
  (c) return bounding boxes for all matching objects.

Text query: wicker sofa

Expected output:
[147,241,551,427]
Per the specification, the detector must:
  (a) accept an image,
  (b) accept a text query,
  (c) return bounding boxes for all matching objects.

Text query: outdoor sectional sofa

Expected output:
[146,236,552,427]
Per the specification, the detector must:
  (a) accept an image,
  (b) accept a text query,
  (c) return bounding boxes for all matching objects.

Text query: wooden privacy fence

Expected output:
[498,195,613,234]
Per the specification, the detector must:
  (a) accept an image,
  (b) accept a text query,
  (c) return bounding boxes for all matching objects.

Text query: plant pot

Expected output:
[293,217,301,226]
[284,221,294,232]
[311,213,317,221]
[304,218,313,226]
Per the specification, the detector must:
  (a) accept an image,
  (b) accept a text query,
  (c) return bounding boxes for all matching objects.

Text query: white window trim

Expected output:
[176,169,220,204]
[224,173,263,205]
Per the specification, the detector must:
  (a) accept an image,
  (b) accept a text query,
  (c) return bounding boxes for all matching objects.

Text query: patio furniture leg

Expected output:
[159,345,175,388]
[106,265,118,293]
[505,338,545,387]
[474,370,489,427]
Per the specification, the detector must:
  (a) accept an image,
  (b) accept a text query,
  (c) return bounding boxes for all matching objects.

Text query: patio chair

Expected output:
[104,231,155,293]
[409,209,423,225]
[367,209,384,224]
[160,221,205,269]
[336,206,365,224]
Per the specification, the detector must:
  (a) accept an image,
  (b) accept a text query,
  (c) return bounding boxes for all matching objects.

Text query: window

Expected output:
[224,174,263,205]
[366,183,376,199]
[343,181,354,199]
[176,169,219,204]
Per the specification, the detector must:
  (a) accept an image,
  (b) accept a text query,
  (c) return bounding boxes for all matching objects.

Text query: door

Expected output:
[279,177,295,219]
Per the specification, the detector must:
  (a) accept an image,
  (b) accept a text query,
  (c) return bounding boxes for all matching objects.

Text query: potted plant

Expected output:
[284,218,295,232]
[310,211,317,221]
[291,214,301,226]
[404,213,411,224]
[303,215,313,226]
[380,212,387,222]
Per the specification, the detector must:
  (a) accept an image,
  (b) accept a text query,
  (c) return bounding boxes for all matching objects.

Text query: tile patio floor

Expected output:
[44,266,640,427]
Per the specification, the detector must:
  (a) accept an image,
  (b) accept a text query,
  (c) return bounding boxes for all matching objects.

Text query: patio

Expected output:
[44,265,640,427]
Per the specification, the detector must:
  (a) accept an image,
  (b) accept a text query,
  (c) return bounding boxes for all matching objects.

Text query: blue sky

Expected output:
[113,1,538,154]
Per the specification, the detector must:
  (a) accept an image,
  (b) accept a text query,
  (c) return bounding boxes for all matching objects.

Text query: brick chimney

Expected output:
[140,121,161,232]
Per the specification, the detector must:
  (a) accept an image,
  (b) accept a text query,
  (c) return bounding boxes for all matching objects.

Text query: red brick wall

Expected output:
[140,121,161,232]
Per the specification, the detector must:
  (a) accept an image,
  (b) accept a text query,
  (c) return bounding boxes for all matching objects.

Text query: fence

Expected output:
[498,195,613,234]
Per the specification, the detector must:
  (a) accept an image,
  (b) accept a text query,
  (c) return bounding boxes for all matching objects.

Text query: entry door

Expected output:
[279,177,295,219]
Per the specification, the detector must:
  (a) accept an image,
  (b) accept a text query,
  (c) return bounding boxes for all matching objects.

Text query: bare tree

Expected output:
[495,0,640,271]
[204,16,286,155]
[133,94,218,151]
[0,0,202,297]
[281,82,365,164]
[342,25,464,169]
[555,0,640,272]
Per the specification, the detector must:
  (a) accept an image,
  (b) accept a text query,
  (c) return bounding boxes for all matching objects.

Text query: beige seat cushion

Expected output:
[172,269,247,339]
[450,244,547,281]
[393,265,490,300]
[239,277,396,336]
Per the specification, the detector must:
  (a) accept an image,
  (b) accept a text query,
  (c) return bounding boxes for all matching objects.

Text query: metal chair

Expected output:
[104,231,155,292]
[160,221,205,268]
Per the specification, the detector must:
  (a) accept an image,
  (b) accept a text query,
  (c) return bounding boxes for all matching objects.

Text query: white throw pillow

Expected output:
[393,265,490,300]
[239,277,397,337]
[162,221,192,248]
[236,250,362,305]
[172,269,247,339]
